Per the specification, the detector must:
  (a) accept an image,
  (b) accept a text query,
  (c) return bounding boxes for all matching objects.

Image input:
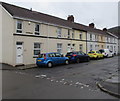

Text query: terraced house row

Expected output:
[0,2,118,66]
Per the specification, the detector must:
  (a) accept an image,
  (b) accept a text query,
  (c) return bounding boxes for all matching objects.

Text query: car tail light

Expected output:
[93,53,96,55]
[72,54,77,57]
[44,54,46,59]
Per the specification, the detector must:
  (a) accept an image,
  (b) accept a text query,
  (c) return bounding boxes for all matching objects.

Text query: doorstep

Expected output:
[16,64,37,70]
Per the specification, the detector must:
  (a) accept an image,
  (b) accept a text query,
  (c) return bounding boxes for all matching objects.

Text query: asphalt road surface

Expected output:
[1,56,119,99]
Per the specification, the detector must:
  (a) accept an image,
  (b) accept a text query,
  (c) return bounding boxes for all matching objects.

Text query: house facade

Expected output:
[0,2,118,66]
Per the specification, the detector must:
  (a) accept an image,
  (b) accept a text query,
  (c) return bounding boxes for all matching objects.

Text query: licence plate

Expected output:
[38,60,42,62]
[68,56,71,58]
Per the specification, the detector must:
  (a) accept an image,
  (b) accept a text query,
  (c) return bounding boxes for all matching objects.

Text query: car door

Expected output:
[54,53,61,64]
[78,52,84,61]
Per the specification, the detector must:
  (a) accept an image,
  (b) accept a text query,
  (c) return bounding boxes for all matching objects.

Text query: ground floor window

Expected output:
[90,44,93,51]
[57,43,62,53]
[34,43,41,57]
[79,44,83,51]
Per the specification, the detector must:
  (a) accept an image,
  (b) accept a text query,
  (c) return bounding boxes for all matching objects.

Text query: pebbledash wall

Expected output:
[0,2,119,66]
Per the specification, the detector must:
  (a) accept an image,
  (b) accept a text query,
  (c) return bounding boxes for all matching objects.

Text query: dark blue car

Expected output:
[36,52,69,68]
[66,51,90,63]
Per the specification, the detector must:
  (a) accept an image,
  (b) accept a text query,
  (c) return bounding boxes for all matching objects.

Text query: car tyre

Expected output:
[76,58,80,63]
[65,60,69,65]
[87,57,90,62]
[47,62,53,68]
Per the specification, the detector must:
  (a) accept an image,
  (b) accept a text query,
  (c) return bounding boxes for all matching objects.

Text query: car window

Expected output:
[39,54,46,58]
[67,52,73,55]
[99,49,104,53]
[55,53,61,57]
[80,51,85,55]
[96,51,100,53]
[88,51,94,53]
[78,52,82,55]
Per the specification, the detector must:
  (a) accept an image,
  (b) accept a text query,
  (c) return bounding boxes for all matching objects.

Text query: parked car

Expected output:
[88,50,104,59]
[66,51,90,63]
[36,52,69,68]
[99,49,113,57]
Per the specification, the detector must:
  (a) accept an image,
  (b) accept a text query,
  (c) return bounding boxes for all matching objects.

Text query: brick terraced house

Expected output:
[0,2,118,66]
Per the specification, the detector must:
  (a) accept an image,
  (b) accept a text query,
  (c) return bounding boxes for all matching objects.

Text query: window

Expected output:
[67,44,71,52]
[35,24,40,35]
[72,44,75,51]
[79,44,83,51]
[101,45,104,48]
[57,43,62,53]
[90,34,92,40]
[16,20,22,33]
[34,43,41,57]
[68,29,70,38]
[72,31,74,39]
[90,44,93,51]
[79,33,82,40]
[57,28,62,38]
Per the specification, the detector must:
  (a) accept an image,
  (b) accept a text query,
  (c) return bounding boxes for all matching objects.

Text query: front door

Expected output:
[16,42,23,64]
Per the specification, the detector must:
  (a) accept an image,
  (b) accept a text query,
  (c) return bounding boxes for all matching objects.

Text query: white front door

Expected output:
[16,42,23,64]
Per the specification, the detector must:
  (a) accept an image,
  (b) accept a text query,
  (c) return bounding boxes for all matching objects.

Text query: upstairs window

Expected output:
[35,24,40,35]
[72,31,74,39]
[57,28,62,38]
[16,20,22,33]
[68,29,70,38]
[90,34,92,41]
[79,33,82,40]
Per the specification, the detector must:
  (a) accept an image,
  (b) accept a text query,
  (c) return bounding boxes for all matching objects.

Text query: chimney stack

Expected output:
[89,23,95,28]
[67,15,74,22]
[103,28,107,31]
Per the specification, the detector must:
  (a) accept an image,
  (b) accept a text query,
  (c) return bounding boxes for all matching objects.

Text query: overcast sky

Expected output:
[1,0,119,29]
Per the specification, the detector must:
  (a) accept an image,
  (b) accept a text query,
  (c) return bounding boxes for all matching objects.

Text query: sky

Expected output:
[1,0,119,29]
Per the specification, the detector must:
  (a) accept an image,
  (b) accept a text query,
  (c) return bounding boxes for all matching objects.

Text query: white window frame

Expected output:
[35,24,40,35]
[79,44,83,51]
[79,33,82,40]
[57,43,62,53]
[90,34,92,41]
[57,28,62,38]
[34,43,41,57]
[16,20,23,33]
[68,29,70,38]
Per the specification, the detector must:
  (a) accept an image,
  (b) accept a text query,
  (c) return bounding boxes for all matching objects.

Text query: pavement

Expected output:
[1,63,37,70]
[97,75,120,98]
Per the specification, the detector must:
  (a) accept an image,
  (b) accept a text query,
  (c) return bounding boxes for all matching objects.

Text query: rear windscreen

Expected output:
[39,54,46,58]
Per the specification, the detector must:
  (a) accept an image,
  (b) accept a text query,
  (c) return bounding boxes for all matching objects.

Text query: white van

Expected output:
[99,49,114,57]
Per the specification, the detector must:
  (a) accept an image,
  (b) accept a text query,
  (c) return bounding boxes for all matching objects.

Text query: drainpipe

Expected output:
[47,24,49,53]
[86,31,88,53]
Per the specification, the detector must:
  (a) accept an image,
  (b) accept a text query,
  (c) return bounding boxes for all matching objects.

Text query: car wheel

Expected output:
[87,57,90,62]
[47,62,53,68]
[65,60,69,65]
[96,56,99,60]
[76,58,80,63]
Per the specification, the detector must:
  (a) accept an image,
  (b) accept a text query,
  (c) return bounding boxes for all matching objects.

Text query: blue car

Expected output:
[36,52,69,68]
[66,51,90,63]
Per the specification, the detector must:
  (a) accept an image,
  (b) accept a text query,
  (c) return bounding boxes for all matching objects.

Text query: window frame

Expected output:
[57,43,62,53]
[34,24,40,35]
[33,43,41,57]
[57,27,62,38]
[16,20,23,33]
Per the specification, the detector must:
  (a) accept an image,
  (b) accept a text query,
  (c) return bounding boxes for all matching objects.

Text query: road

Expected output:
[1,56,119,99]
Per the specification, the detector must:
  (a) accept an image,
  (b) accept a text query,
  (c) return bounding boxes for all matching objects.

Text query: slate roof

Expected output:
[108,26,120,38]
[0,2,112,36]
